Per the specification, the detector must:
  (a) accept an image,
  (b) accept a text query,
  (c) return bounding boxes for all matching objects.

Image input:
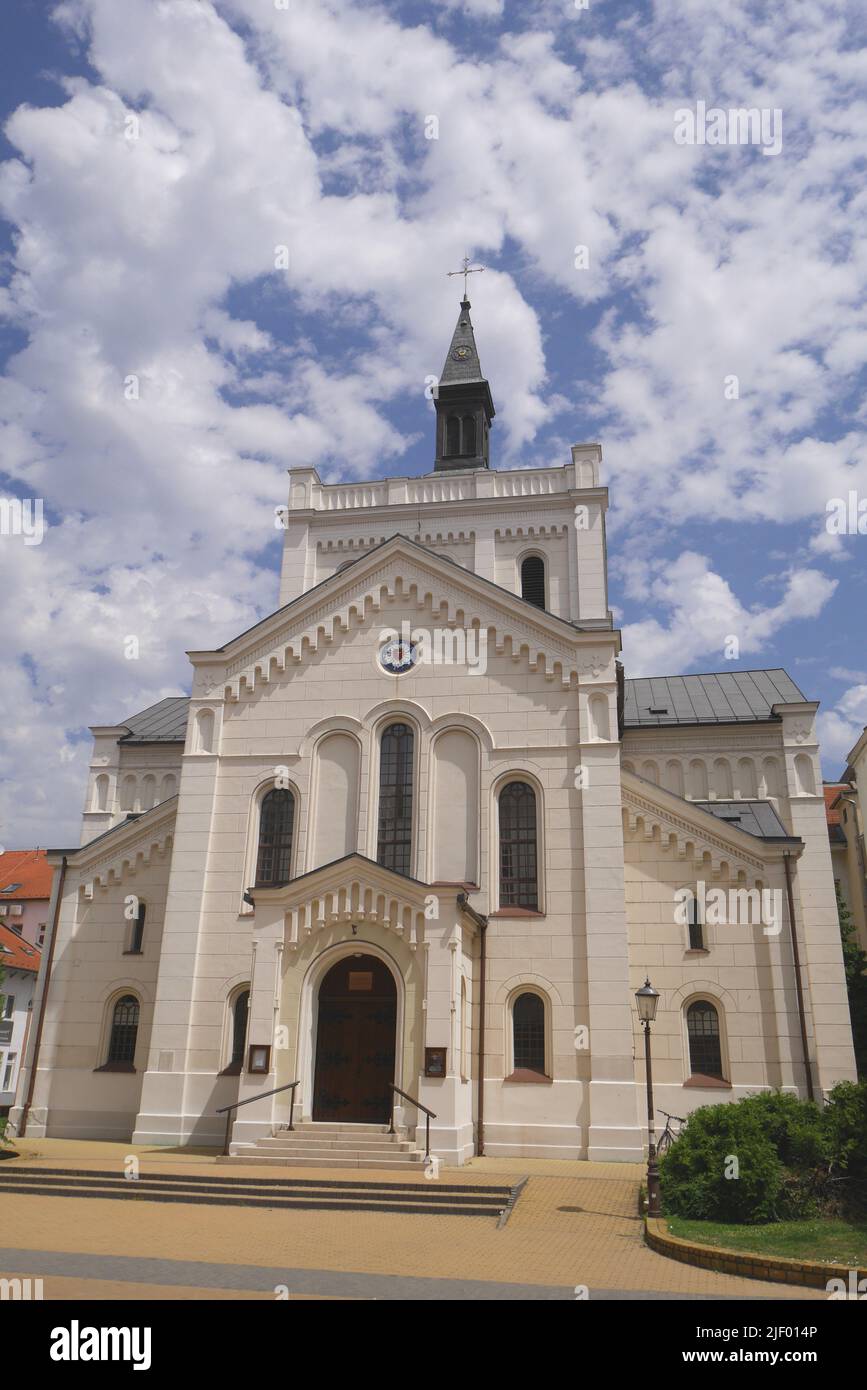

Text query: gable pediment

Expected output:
[189,535,617,701]
[251,852,450,952]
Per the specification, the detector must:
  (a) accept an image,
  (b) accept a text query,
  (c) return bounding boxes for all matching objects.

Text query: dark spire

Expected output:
[433,298,495,472]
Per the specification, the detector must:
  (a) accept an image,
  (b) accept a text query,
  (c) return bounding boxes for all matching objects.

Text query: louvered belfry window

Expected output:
[256,788,295,886]
[377,723,414,875]
[499,781,538,909]
[520,555,545,609]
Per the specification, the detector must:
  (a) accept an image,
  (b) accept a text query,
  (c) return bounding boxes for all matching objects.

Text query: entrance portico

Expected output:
[229,854,478,1164]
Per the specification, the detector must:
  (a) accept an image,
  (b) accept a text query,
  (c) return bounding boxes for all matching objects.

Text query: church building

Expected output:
[11,297,858,1165]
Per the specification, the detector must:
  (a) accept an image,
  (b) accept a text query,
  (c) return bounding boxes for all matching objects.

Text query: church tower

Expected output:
[433,297,495,471]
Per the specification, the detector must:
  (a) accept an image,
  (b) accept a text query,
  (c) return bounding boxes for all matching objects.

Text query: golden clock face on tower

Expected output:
[452,346,471,361]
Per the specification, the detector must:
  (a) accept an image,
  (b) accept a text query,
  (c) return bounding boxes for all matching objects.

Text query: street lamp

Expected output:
[635,977,661,1219]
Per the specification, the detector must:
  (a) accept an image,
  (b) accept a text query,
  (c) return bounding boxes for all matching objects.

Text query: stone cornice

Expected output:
[621,772,800,876]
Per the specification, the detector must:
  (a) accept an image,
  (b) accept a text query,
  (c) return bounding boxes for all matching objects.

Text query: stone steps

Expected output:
[225,1120,426,1170]
[0,1166,515,1219]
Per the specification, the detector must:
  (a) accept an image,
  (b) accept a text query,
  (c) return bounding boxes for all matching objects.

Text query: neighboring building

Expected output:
[0,849,52,949]
[825,729,867,954]
[10,297,858,1160]
[0,923,41,1113]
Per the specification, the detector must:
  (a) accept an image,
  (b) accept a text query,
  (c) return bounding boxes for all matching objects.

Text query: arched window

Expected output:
[128,901,146,954]
[446,415,461,456]
[255,788,296,886]
[230,989,249,1070]
[520,555,546,609]
[512,992,546,1075]
[461,414,476,455]
[377,723,414,875]
[687,1000,723,1079]
[498,781,538,910]
[107,995,139,1067]
[686,892,704,951]
[92,773,110,812]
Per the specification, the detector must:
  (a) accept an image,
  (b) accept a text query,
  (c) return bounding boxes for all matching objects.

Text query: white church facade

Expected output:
[11,299,857,1163]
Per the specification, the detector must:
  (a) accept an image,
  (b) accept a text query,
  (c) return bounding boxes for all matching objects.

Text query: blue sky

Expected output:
[1,0,866,846]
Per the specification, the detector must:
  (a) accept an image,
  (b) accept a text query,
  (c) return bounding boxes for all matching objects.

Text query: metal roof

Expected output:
[693,800,797,842]
[118,696,190,743]
[623,669,806,728]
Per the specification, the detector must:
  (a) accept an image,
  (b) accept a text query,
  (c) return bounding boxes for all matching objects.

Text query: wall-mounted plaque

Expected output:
[348,971,374,992]
[247,1043,271,1074]
[424,1046,447,1078]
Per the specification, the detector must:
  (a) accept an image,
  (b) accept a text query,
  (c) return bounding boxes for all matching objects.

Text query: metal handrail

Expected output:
[389,1083,437,1161]
[216,1079,300,1155]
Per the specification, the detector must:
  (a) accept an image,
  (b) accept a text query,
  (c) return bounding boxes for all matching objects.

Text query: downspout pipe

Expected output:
[783,852,815,1103]
[457,894,488,1158]
[17,854,67,1138]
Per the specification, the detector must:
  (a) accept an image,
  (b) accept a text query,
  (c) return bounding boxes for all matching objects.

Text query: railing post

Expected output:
[388,1085,395,1134]
[288,1083,296,1132]
[223,1108,233,1157]
[425,1113,430,1162]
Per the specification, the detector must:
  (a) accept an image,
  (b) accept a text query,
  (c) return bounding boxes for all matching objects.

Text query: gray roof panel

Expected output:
[693,800,798,842]
[623,669,806,727]
[118,696,190,743]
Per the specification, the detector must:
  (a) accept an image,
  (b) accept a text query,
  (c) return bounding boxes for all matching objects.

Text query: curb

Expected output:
[645,1217,867,1290]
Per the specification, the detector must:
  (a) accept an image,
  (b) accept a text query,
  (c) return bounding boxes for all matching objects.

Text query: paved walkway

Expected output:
[0,1140,825,1300]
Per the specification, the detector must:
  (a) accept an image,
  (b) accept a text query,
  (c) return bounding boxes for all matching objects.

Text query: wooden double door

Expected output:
[312,955,397,1123]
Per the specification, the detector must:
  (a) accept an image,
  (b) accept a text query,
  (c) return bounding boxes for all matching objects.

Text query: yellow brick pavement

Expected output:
[0,1140,825,1299]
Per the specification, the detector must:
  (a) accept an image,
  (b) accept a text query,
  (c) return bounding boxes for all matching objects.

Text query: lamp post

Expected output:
[635,977,661,1219]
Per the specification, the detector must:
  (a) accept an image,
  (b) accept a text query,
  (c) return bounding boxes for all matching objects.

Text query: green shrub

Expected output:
[659,1089,833,1223]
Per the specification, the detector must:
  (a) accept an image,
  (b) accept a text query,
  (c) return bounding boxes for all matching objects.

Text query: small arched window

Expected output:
[107,995,139,1067]
[377,723,414,875]
[512,992,546,1075]
[686,892,704,951]
[687,1000,723,1079]
[446,415,461,456]
[255,788,296,886]
[92,774,110,813]
[520,555,545,609]
[498,781,539,910]
[230,989,249,1070]
[128,901,146,954]
[461,414,476,455]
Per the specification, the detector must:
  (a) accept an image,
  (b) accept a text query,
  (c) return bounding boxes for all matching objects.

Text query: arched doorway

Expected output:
[313,954,397,1123]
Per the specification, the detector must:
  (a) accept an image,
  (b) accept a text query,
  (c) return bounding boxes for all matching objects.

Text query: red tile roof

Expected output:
[0,921,41,973]
[0,848,53,902]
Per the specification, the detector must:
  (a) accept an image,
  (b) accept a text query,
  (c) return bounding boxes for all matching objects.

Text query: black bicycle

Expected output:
[656,1109,685,1155]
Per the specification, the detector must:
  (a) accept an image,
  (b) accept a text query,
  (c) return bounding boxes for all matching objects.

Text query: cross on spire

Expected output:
[447,255,485,300]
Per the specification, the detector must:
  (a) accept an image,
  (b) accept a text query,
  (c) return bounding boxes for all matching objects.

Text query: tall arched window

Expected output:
[377,723,414,875]
[107,995,139,1067]
[255,788,296,886]
[461,414,476,455]
[498,781,539,909]
[230,989,249,1070]
[687,1000,723,1079]
[512,992,546,1075]
[520,555,545,609]
[446,415,461,456]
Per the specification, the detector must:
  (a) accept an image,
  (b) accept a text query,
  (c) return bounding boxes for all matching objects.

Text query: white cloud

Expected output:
[0,0,863,843]
[620,553,837,676]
